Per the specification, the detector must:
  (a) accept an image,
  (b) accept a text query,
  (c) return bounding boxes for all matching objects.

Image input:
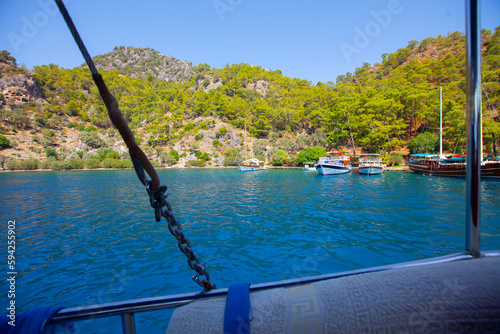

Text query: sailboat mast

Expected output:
[440,86,443,157]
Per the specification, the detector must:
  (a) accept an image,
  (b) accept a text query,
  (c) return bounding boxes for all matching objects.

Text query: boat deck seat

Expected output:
[167,256,500,333]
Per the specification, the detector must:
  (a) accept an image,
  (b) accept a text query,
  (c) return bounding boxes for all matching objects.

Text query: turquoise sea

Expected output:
[1,169,499,333]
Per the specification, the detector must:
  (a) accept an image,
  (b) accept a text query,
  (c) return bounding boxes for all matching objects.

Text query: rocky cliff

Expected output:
[91,46,195,82]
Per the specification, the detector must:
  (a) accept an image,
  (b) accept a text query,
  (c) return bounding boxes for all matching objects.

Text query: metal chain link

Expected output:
[146,181,216,292]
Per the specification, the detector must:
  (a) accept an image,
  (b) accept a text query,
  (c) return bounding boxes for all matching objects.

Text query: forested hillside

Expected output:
[1,28,499,170]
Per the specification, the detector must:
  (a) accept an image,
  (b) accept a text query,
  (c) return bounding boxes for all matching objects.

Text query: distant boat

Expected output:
[303,165,316,172]
[302,162,317,172]
[315,152,351,175]
[357,154,385,175]
[239,158,266,172]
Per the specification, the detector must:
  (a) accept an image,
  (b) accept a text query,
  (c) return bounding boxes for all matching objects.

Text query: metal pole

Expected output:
[465,0,481,257]
[440,86,443,158]
[122,313,136,334]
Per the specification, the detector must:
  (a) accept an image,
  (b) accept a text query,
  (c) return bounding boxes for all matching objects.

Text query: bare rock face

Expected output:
[0,73,42,106]
[91,46,195,82]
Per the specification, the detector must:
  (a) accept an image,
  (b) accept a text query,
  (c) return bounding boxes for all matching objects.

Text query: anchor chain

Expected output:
[55,0,215,292]
[145,180,216,291]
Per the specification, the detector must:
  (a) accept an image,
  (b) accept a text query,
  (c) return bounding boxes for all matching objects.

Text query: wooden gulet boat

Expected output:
[408,88,500,178]
[409,154,500,178]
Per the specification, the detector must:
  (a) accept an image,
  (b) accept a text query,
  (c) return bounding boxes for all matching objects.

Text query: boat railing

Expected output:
[48,251,500,334]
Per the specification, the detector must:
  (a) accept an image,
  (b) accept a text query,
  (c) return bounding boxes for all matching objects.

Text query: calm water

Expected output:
[1,169,499,333]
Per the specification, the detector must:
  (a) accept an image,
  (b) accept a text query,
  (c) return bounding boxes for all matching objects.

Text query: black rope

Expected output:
[54,0,98,76]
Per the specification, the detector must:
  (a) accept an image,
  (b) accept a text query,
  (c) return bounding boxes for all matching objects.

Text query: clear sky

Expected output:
[1,0,499,84]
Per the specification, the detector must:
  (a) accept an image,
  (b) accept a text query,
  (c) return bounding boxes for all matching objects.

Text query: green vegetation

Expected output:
[407,132,440,154]
[79,131,105,148]
[296,147,327,164]
[386,153,405,166]
[0,135,10,148]
[2,29,500,170]
[28,29,499,159]
[45,147,58,159]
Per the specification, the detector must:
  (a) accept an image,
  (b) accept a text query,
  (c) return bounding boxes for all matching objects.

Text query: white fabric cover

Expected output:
[167,256,500,333]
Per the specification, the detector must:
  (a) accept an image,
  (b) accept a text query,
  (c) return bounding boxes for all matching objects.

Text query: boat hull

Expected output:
[316,163,351,175]
[238,165,266,172]
[409,161,500,178]
[358,166,384,175]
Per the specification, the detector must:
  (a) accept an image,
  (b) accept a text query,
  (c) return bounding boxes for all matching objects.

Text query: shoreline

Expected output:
[0,165,410,173]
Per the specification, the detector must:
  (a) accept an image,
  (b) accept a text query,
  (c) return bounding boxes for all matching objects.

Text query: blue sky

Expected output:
[1,0,499,84]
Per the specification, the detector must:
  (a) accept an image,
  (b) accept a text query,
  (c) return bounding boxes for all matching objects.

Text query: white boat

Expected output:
[238,158,266,172]
[358,154,385,175]
[303,164,316,172]
[315,152,351,175]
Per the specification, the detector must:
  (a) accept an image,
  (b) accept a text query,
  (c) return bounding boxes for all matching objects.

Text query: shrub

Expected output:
[162,154,176,165]
[184,122,195,131]
[223,156,239,166]
[40,158,56,169]
[85,125,98,132]
[65,152,81,160]
[195,133,204,141]
[185,159,206,167]
[169,149,179,160]
[0,135,10,148]
[18,158,39,170]
[408,132,439,154]
[65,101,80,116]
[47,115,62,129]
[40,130,56,146]
[212,139,222,147]
[195,151,210,161]
[84,158,101,169]
[97,148,120,161]
[67,159,85,169]
[5,158,21,170]
[9,110,31,128]
[277,138,298,153]
[387,153,404,166]
[271,149,287,166]
[101,158,133,168]
[79,131,105,148]
[51,160,70,170]
[199,121,208,129]
[216,126,227,137]
[296,147,327,164]
[45,147,58,159]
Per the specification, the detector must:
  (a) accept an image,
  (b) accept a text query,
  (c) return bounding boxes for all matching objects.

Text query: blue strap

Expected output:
[0,306,70,334]
[224,282,251,334]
